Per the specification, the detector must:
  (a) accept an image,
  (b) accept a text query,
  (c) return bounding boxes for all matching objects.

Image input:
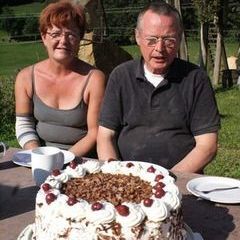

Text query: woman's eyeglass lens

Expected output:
[46,31,79,41]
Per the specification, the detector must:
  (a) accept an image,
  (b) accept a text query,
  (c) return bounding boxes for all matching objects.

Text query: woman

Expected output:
[15,0,106,158]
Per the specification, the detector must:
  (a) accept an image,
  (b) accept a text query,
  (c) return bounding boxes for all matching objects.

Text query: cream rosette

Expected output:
[141,198,169,222]
[116,203,145,228]
[162,191,181,210]
[65,165,86,178]
[101,161,122,174]
[86,202,115,225]
[62,199,88,221]
[81,160,101,173]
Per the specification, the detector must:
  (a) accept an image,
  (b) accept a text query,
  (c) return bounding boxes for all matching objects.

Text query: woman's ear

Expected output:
[41,32,47,46]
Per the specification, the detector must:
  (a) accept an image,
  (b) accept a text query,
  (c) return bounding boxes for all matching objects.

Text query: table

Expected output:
[1,148,240,240]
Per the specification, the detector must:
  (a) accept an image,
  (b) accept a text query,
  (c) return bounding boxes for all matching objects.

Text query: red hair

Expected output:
[39,0,85,39]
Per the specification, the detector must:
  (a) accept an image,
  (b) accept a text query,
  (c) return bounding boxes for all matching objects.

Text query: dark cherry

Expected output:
[155,189,166,198]
[115,205,130,216]
[52,169,61,176]
[153,182,165,190]
[126,162,134,168]
[67,197,77,206]
[46,193,56,204]
[91,202,103,211]
[41,183,51,192]
[147,166,156,173]
[143,198,154,207]
[155,174,164,182]
[69,160,78,169]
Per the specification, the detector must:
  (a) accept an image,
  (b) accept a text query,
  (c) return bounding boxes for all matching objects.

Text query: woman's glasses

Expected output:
[46,31,79,42]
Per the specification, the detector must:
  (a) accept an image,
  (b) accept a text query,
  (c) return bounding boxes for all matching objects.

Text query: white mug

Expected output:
[0,142,7,160]
[31,146,64,186]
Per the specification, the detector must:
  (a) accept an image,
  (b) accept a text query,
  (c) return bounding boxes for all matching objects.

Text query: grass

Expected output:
[205,87,240,178]
[0,40,240,179]
[0,42,47,76]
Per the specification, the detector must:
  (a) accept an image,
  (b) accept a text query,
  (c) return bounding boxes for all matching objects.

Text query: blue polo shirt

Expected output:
[99,58,220,169]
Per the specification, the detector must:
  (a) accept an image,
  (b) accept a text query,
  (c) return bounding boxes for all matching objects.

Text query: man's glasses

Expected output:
[144,36,177,48]
[46,31,79,42]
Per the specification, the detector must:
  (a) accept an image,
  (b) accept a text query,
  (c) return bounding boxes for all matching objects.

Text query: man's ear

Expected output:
[135,29,140,46]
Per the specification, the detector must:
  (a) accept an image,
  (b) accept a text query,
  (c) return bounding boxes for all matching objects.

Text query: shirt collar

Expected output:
[136,57,179,83]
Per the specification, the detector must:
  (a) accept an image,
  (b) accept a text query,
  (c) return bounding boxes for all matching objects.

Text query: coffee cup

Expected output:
[0,142,7,160]
[31,146,64,186]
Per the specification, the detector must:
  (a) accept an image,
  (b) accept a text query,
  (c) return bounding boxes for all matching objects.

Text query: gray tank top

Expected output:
[32,65,92,150]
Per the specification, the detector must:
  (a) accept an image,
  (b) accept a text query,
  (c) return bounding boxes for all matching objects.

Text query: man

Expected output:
[97,1,220,173]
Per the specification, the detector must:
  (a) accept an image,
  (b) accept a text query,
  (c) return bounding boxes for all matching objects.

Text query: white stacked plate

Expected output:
[187,176,240,204]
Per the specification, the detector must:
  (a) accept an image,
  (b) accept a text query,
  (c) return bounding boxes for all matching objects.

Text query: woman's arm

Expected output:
[15,66,40,149]
[68,69,106,157]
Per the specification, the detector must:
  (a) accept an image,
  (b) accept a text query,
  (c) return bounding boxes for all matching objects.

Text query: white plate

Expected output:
[17,224,35,240]
[187,176,240,204]
[185,224,204,240]
[17,223,202,240]
[124,161,170,176]
[12,149,75,168]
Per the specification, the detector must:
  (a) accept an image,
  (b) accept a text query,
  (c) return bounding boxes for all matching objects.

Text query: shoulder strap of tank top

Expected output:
[81,69,94,97]
[31,64,36,96]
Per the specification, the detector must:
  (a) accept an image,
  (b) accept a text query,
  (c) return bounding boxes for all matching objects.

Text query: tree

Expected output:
[102,0,148,45]
[192,0,219,69]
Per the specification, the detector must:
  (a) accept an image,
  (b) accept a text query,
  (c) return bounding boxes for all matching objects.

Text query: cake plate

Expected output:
[17,223,203,240]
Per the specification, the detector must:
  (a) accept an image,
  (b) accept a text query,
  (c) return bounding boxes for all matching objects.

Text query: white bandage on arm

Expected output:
[15,115,40,148]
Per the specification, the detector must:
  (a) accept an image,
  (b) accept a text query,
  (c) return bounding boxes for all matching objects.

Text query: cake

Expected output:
[34,160,187,239]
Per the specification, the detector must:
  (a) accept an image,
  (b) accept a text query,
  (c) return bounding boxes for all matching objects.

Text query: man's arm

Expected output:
[171,132,218,173]
[97,126,119,160]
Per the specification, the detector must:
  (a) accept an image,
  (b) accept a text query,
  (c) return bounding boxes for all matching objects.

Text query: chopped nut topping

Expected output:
[61,172,152,206]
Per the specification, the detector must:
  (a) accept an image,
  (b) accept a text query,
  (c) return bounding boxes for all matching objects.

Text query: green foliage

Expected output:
[0,76,16,145]
[0,2,45,41]
[224,2,240,40]
[103,0,148,45]
[0,6,14,30]
[192,0,220,23]
[181,5,199,32]
[8,1,45,14]
[22,17,40,40]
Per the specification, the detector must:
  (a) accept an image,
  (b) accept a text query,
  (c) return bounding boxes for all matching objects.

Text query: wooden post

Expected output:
[174,0,188,61]
[199,21,209,69]
[213,29,222,85]
[213,0,232,87]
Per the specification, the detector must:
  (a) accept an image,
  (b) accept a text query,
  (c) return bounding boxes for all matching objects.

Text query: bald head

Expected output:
[136,1,183,39]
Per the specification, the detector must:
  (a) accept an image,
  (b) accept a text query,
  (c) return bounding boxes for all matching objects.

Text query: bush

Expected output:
[0,76,15,140]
